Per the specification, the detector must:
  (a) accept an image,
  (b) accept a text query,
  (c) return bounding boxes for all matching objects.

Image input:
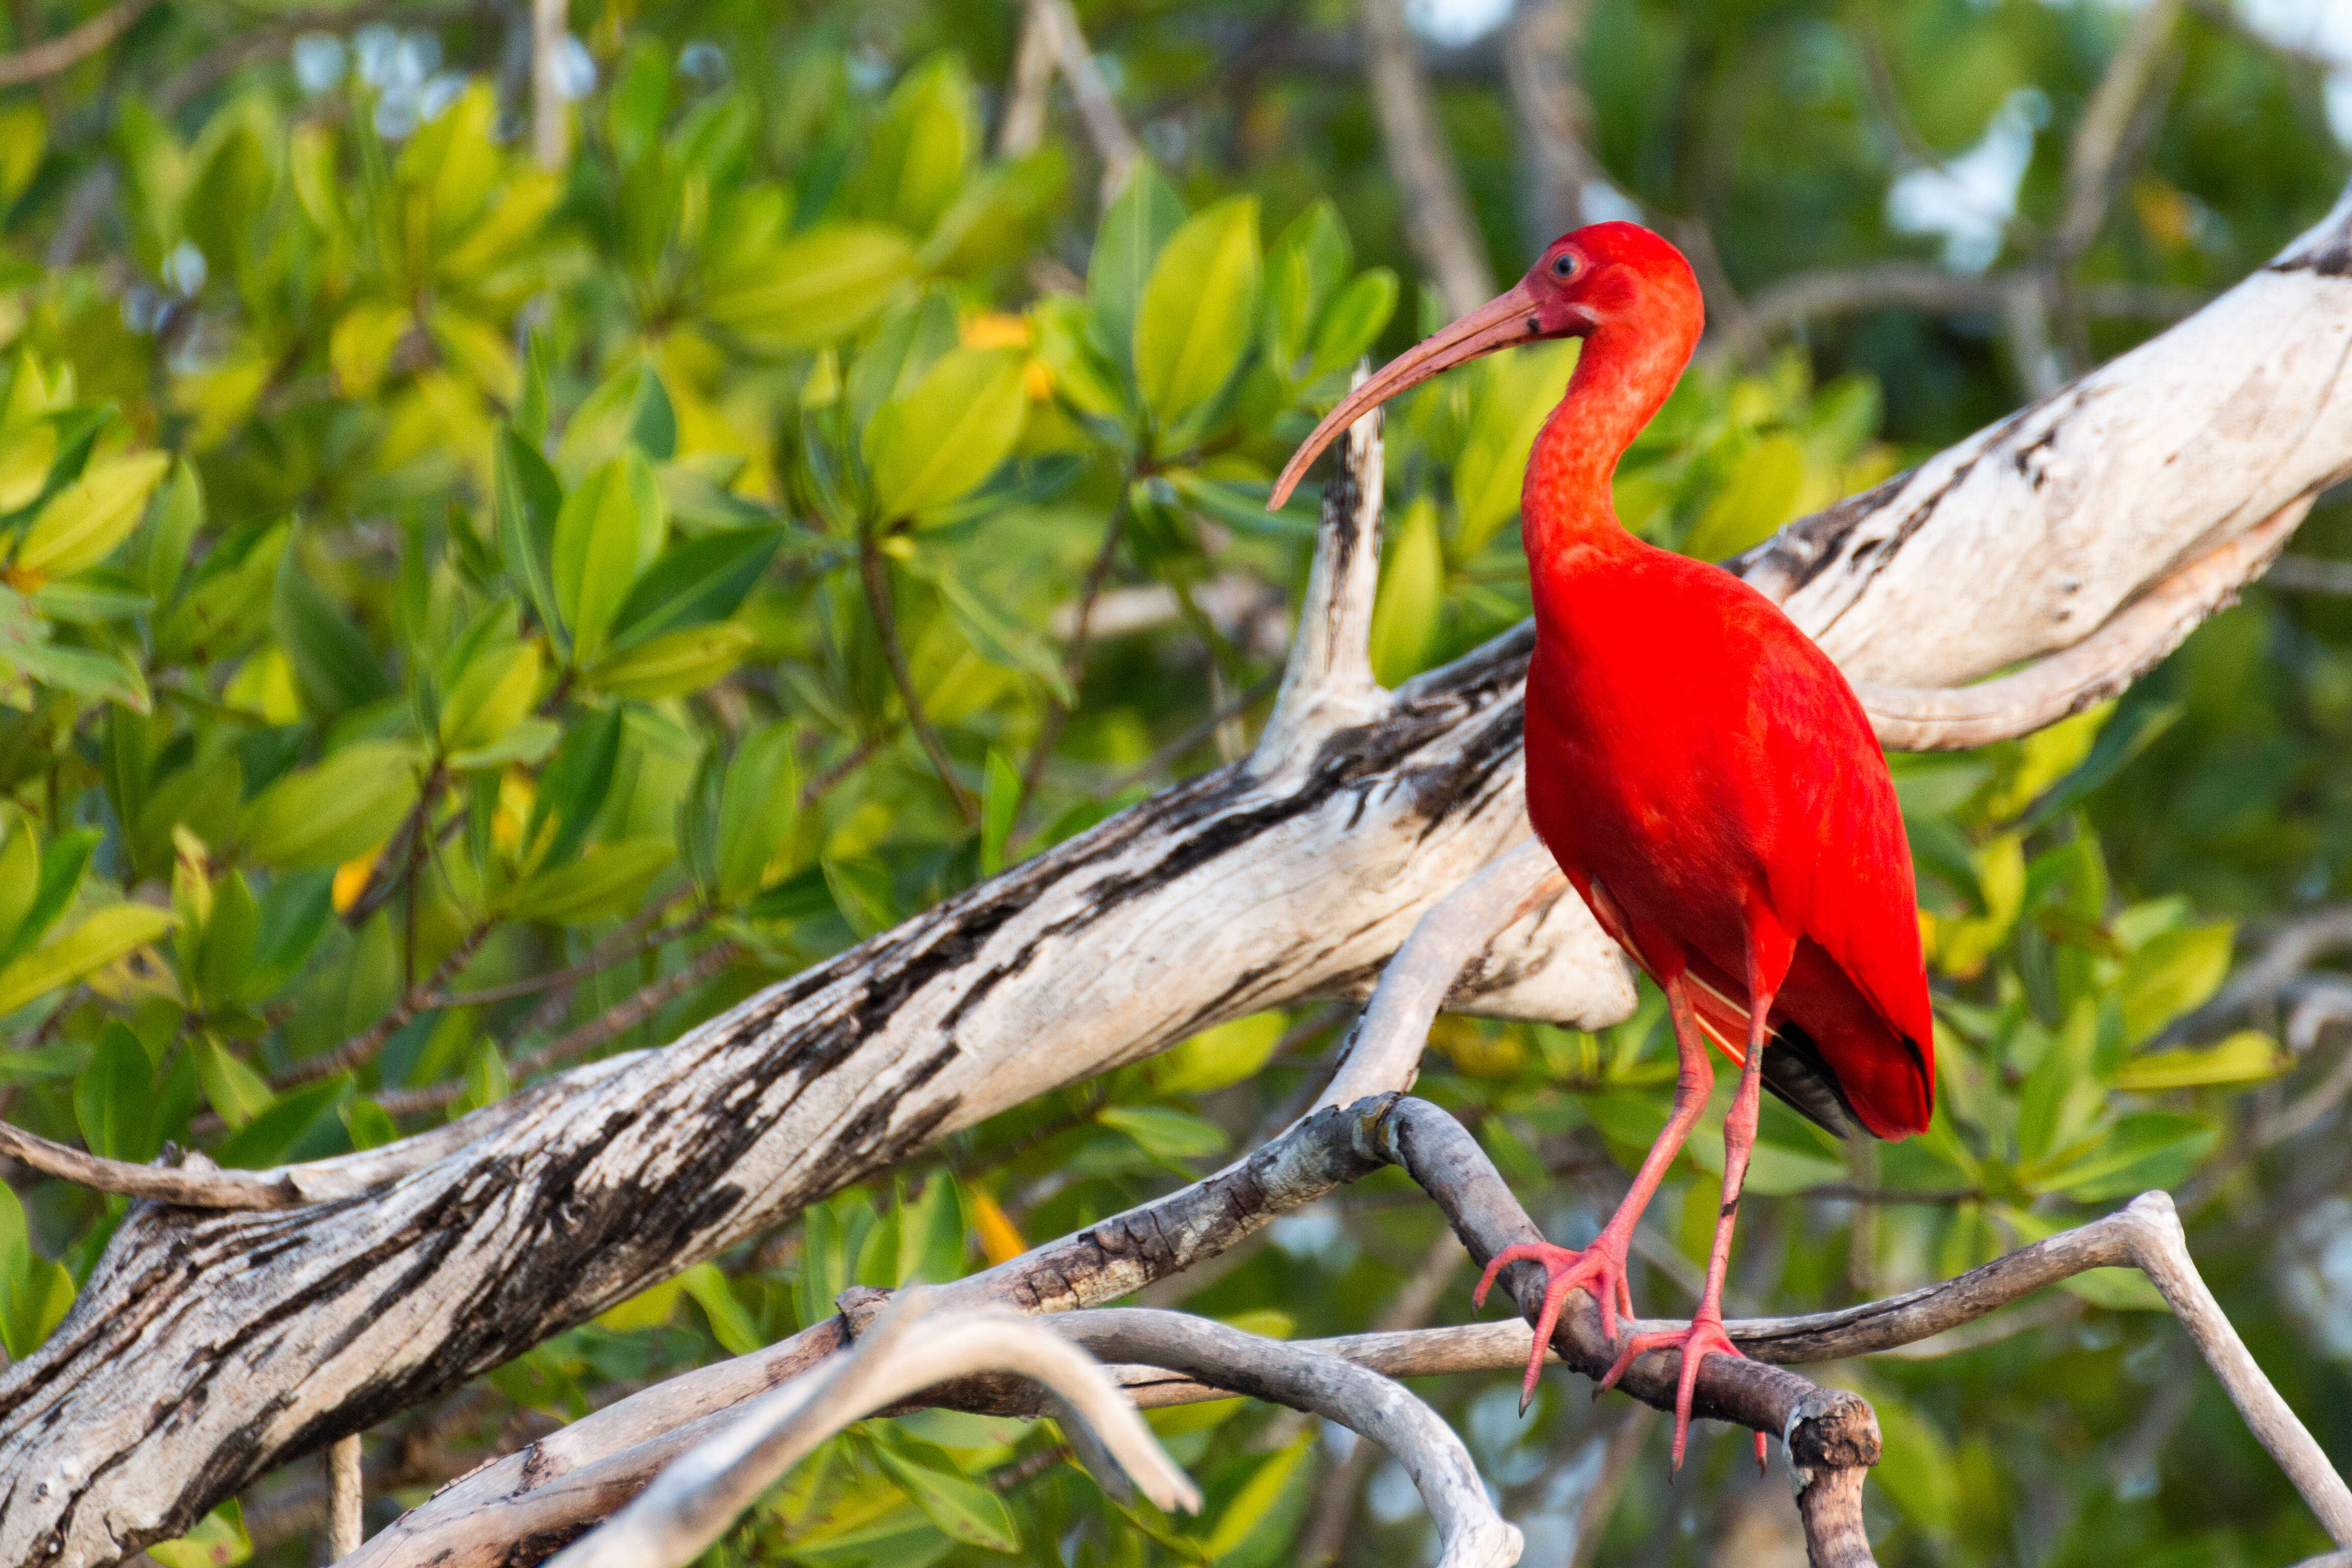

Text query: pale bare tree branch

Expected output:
[1359,0,1496,317]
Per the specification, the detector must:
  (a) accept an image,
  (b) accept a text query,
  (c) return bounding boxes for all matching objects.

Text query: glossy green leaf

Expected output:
[192,1032,274,1129]
[1134,197,1260,431]
[874,1433,1022,1553]
[1367,495,1445,685]
[679,1261,763,1355]
[863,348,1029,519]
[715,722,797,902]
[607,526,781,653]
[0,903,175,1016]
[1097,1105,1227,1162]
[705,223,918,352]
[552,453,665,667]
[495,428,567,652]
[506,838,674,924]
[1089,161,1184,382]
[585,621,757,698]
[2120,923,2234,1043]
[239,741,419,868]
[14,450,170,577]
[2112,1030,2285,1091]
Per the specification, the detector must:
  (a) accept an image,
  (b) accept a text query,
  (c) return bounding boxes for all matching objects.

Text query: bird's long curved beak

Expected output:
[1269,280,1548,510]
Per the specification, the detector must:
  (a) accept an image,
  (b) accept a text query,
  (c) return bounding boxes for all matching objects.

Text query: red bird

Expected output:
[1271,223,1933,1468]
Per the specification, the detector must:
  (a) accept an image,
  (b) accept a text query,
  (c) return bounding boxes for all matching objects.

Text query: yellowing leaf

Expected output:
[0,420,56,513]
[595,1275,685,1333]
[330,303,413,398]
[705,223,917,352]
[15,451,171,578]
[1150,1012,1286,1095]
[586,621,758,699]
[2114,1030,2284,1091]
[2121,923,2235,1043]
[968,1188,1026,1265]
[0,903,176,1015]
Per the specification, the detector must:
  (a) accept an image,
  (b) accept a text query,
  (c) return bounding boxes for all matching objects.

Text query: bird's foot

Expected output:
[1596,1310,1765,1472]
[1472,1232,1638,1414]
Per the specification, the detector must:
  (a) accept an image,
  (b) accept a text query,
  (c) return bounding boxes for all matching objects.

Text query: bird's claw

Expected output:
[1472,1234,1638,1414]
[1595,1312,1759,1472]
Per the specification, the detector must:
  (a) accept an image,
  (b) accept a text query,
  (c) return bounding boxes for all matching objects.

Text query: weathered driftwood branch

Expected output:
[1045,1310,1520,1568]
[5,188,2351,1567]
[327,1436,362,1559]
[545,1295,1197,1568]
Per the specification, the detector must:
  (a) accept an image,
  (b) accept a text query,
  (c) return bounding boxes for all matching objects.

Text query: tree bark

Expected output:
[2,180,2349,1568]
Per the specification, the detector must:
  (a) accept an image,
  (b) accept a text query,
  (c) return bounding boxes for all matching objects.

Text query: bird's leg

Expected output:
[1598,981,1778,1472]
[1475,971,1714,1413]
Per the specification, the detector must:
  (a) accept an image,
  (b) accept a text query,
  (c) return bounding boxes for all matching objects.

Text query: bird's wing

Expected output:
[1720,580,1937,1134]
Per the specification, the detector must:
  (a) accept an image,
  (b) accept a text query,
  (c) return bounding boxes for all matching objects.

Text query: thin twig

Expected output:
[374,942,741,1119]
[433,905,702,1011]
[279,919,495,1089]
[543,1297,1197,1568]
[0,0,156,87]
[328,1434,363,1557]
[1030,0,1139,202]
[995,0,1058,157]
[1017,495,1129,819]
[859,534,980,825]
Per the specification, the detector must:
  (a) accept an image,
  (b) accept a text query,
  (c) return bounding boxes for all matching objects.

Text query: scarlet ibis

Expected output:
[1270,223,1933,1468]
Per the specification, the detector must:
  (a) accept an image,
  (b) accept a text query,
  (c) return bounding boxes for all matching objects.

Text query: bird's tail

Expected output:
[1682,974,1861,1138]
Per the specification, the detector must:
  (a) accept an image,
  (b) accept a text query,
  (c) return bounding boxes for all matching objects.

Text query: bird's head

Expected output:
[1269,221,1703,508]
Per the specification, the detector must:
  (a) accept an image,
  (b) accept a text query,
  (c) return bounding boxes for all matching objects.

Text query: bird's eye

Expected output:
[1552,254,1577,279]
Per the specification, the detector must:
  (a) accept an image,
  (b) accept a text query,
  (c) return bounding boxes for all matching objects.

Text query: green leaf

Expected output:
[1367,495,1444,685]
[0,1181,74,1361]
[679,1261,763,1355]
[0,814,35,952]
[145,1504,251,1568]
[76,1021,161,1162]
[192,1033,274,1129]
[0,903,175,1016]
[215,1076,352,1170]
[439,638,543,758]
[1133,197,1261,433]
[1150,1013,1287,1096]
[1097,1105,1228,1162]
[2039,1112,2217,1202]
[1860,1384,1957,1541]
[553,453,665,667]
[1200,1430,1313,1560]
[6,632,151,713]
[495,428,567,653]
[894,1172,966,1286]
[1089,162,1184,383]
[2061,1266,2171,1311]
[14,450,170,577]
[193,869,259,1006]
[136,457,203,606]
[607,526,781,654]
[506,838,674,924]
[524,705,624,870]
[858,56,975,236]
[558,362,677,472]
[585,621,758,699]
[874,1433,1023,1553]
[273,542,389,715]
[2120,924,2234,1043]
[863,348,1029,520]
[705,223,918,352]
[447,717,560,773]
[4,826,95,967]
[979,750,1017,876]
[928,565,1074,702]
[342,1098,399,1151]
[714,722,798,902]
[238,740,419,869]
[1306,270,1399,380]
[2113,1030,2286,1091]
[1683,434,1807,562]
[1262,199,1351,375]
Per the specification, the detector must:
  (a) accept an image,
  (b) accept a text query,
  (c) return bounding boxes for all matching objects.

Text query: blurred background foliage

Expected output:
[0,0,2346,1562]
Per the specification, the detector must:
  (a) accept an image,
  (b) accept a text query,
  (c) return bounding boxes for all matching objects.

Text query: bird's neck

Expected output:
[1521,325,1688,626]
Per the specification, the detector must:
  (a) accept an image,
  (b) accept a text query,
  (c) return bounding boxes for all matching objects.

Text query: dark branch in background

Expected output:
[1358,0,1496,317]
[1725,264,2206,352]
[278,919,495,1088]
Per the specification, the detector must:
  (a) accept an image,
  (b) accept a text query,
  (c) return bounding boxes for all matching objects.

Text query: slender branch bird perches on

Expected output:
[1271,222,1935,1471]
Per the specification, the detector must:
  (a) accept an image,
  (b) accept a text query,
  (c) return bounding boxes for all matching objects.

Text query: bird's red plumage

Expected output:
[1517,223,1935,1139]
